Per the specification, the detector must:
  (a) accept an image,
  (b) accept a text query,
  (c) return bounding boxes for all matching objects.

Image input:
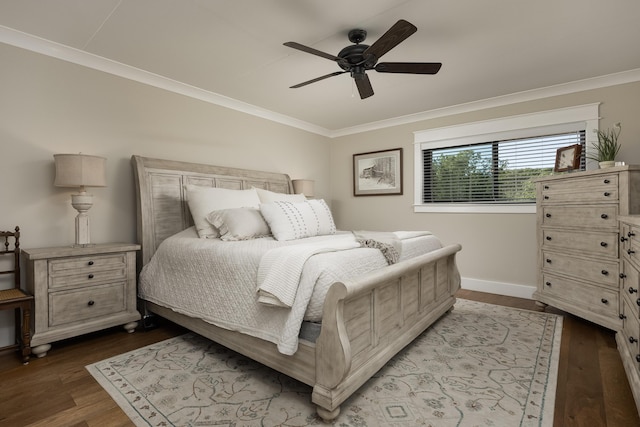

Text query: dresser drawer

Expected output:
[542,228,618,258]
[542,250,618,287]
[540,174,618,203]
[541,205,618,230]
[49,282,126,326]
[621,297,640,372]
[622,258,640,309]
[541,273,619,318]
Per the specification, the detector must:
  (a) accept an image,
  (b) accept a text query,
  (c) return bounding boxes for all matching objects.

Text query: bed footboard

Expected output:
[312,243,462,421]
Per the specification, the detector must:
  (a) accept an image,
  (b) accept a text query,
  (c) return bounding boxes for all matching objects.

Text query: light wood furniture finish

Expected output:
[0,226,33,364]
[617,215,640,415]
[22,243,141,358]
[132,155,462,421]
[534,166,640,331]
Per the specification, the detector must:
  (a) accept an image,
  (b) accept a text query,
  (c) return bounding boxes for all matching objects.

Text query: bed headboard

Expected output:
[131,155,293,266]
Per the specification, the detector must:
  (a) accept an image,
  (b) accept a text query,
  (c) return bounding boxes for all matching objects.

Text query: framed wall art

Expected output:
[353,148,403,196]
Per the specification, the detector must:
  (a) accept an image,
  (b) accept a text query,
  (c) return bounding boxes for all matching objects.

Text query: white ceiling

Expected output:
[1,0,640,136]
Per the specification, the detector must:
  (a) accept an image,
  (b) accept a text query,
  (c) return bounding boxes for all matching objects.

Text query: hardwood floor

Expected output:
[0,290,638,426]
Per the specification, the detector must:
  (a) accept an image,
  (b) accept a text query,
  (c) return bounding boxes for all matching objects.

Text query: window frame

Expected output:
[413,104,600,214]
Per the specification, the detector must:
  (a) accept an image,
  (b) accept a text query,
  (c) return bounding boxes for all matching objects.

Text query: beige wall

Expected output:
[329,81,640,295]
[0,44,330,346]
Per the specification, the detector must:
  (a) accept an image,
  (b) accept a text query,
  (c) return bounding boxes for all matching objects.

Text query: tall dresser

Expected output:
[534,166,640,330]
[535,166,640,416]
[618,215,640,413]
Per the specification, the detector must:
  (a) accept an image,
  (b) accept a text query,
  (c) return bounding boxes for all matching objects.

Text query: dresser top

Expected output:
[22,243,140,260]
[534,165,640,182]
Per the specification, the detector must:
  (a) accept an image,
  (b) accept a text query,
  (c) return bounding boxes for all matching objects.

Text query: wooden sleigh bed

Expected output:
[131,155,462,421]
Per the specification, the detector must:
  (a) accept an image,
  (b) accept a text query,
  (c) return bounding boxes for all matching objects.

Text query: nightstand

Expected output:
[22,243,141,357]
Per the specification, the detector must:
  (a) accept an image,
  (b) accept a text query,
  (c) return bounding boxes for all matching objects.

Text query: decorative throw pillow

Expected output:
[206,207,271,241]
[260,199,336,241]
[254,187,306,203]
[185,185,261,238]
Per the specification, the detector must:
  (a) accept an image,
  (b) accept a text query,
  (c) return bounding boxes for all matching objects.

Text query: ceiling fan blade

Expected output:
[283,41,343,62]
[375,62,442,74]
[363,19,417,61]
[354,73,374,99]
[290,71,347,88]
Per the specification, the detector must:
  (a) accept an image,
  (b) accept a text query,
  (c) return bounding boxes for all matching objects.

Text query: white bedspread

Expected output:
[139,227,442,355]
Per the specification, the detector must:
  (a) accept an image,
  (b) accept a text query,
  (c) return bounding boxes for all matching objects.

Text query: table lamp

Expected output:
[54,154,106,247]
[292,179,315,198]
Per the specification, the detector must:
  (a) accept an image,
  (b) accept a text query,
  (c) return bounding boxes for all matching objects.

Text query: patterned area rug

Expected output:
[87,299,562,426]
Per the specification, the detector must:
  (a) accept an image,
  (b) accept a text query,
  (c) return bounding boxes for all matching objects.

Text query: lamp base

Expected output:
[71,192,93,246]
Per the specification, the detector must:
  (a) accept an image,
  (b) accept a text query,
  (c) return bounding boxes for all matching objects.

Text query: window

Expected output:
[423,130,586,204]
[413,104,600,213]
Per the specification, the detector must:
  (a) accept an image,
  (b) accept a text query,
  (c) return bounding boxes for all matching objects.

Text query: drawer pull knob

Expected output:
[621,236,629,242]
[603,192,611,197]
[545,213,552,218]
[88,274,94,279]
[628,249,636,255]
[544,185,549,189]
[546,259,552,264]
[621,273,627,279]
[636,355,640,363]
[88,300,95,306]
[600,242,608,247]
[544,195,549,200]
[601,270,609,276]
[88,260,94,266]
[637,298,640,307]
[629,232,636,238]
[630,287,638,294]
[620,313,627,320]
[546,236,552,241]
[631,337,638,344]
[601,214,608,219]
[604,179,610,184]
[601,298,609,304]
[545,282,552,287]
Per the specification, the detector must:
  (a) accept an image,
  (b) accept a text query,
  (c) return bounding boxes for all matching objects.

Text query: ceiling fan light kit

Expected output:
[284,19,442,99]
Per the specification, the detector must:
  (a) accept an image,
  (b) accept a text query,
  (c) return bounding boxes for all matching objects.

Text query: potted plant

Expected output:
[588,122,622,168]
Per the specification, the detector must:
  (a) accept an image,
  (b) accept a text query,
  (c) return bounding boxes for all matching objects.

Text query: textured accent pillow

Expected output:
[260,199,336,241]
[185,185,261,238]
[206,207,271,241]
[255,187,306,204]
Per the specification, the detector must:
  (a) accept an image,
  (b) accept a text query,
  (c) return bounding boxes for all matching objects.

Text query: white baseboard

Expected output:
[461,277,536,300]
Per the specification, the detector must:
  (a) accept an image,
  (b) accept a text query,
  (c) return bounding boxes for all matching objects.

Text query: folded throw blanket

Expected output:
[257,236,360,308]
[353,230,432,265]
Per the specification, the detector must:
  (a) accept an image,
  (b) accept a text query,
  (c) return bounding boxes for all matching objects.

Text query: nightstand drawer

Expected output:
[48,253,127,276]
[49,282,126,326]
[49,267,126,288]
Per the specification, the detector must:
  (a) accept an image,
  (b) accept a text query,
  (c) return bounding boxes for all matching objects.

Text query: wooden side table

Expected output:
[22,243,141,357]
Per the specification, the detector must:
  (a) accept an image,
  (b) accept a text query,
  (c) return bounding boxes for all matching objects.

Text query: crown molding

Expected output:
[3,25,639,139]
[0,25,332,137]
[330,68,640,137]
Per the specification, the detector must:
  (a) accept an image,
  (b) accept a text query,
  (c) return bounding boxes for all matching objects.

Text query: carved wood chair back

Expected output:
[0,226,33,363]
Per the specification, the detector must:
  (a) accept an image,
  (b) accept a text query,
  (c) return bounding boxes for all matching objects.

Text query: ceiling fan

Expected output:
[284,19,442,99]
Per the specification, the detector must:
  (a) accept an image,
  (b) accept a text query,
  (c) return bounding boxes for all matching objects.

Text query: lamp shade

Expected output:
[292,179,315,198]
[54,154,107,188]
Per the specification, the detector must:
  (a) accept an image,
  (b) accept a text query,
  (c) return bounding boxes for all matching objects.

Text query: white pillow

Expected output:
[185,185,261,238]
[260,199,336,241]
[255,187,306,203]
[206,207,271,241]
